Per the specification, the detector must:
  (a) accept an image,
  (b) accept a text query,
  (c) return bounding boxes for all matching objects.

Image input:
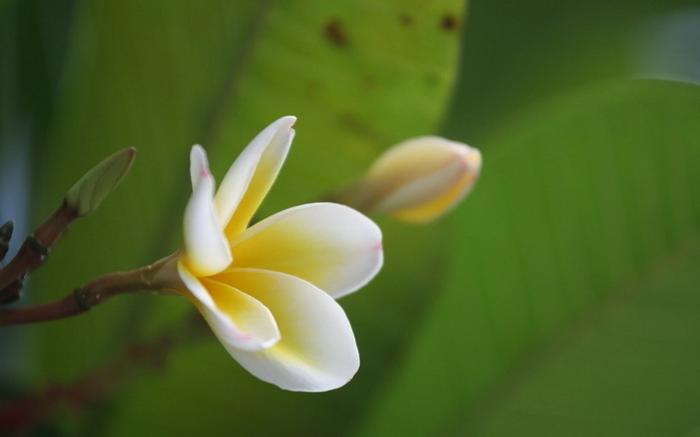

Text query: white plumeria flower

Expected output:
[177,116,383,392]
[346,136,482,223]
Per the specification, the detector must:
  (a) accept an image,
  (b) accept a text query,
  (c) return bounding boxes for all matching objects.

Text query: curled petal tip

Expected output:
[459,145,482,173]
[279,115,297,126]
[272,116,297,137]
[190,145,213,188]
[190,144,205,156]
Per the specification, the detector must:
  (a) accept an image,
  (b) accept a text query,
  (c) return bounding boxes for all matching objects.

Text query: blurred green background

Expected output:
[1,0,699,435]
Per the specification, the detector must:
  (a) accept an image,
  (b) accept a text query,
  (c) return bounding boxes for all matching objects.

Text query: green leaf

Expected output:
[444,0,698,142]
[21,0,465,434]
[458,241,700,436]
[357,80,700,436]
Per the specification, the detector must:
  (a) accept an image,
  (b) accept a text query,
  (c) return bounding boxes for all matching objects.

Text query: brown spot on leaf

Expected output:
[338,113,383,142]
[363,75,379,90]
[399,13,414,27]
[306,80,321,99]
[324,18,349,47]
[424,71,441,87]
[440,13,459,32]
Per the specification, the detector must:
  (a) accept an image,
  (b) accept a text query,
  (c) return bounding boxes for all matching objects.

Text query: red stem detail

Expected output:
[0,312,206,434]
[0,201,79,302]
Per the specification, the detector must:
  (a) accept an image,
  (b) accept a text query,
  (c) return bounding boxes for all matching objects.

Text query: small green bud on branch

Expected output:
[65,147,136,217]
[0,148,136,303]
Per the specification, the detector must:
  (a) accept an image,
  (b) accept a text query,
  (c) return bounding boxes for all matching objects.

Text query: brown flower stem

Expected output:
[0,201,79,303]
[0,254,177,326]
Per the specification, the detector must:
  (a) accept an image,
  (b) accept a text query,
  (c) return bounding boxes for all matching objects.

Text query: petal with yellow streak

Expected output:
[215,268,359,392]
[178,263,279,351]
[227,203,383,299]
[213,116,296,238]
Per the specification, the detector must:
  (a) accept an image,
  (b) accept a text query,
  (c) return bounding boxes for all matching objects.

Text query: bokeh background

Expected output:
[1,0,700,435]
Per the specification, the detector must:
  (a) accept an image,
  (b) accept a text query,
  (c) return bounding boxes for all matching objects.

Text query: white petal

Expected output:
[215,268,360,392]
[177,263,279,351]
[189,144,209,190]
[227,203,383,299]
[182,152,232,277]
[214,116,296,238]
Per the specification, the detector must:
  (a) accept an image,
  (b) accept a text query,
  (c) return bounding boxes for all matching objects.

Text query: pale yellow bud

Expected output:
[65,147,136,216]
[350,136,481,223]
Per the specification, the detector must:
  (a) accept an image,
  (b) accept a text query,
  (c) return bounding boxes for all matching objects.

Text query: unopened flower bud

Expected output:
[348,136,481,223]
[65,147,136,217]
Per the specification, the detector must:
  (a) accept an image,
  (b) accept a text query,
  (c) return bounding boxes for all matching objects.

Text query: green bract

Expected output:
[64,148,136,217]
